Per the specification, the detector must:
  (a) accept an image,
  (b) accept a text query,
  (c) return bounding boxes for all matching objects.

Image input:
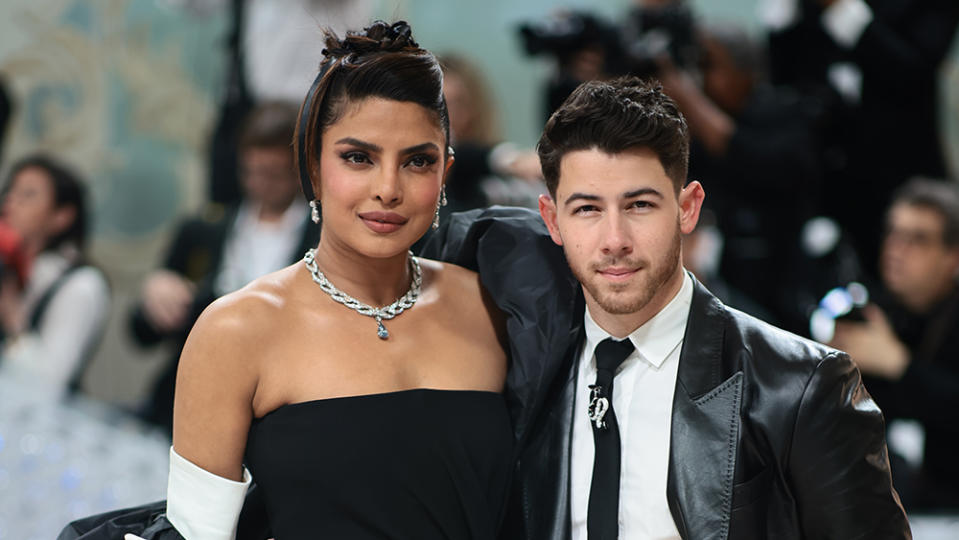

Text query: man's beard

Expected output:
[569,226,682,316]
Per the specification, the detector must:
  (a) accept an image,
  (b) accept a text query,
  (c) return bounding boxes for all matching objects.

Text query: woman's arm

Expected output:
[168,293,264,538]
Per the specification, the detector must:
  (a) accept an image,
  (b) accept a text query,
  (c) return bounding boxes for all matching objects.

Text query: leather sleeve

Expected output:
[421,207,583,448]
[788,352,911,539]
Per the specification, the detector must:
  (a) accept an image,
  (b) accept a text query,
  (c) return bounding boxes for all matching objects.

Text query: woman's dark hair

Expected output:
[537,76,689,196]
[294,20,450,201]
[3,154,89,252]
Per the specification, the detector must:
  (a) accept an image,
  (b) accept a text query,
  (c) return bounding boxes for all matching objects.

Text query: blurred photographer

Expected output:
[831,178,959,510]
[129,101,317,434]
[657,24,827,332]
[518,0,698,118]
[761,0,959,274]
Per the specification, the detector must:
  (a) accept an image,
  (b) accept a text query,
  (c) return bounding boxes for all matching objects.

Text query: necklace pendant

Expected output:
[376,319,389,340]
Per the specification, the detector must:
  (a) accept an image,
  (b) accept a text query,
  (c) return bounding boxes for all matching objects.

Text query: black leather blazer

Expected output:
[426,206,911,540]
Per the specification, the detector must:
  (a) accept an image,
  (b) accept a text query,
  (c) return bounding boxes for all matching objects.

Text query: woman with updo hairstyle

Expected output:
[161,21,511,539]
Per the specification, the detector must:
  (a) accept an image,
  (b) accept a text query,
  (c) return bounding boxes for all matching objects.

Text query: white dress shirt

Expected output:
[1,247,111,393]
[570,272,693,540]
[214,201,307,296]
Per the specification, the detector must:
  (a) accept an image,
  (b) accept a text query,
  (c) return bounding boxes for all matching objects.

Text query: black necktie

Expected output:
[587,337,635,540]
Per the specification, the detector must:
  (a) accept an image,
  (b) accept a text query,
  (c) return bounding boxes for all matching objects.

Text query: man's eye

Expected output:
[630,200,653,209]
[573,205,599,214]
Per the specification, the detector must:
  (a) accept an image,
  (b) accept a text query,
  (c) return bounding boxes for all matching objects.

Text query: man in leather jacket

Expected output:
[432,76,910,539]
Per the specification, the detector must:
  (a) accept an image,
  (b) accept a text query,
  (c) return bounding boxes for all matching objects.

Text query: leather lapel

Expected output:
[667,277,743,540]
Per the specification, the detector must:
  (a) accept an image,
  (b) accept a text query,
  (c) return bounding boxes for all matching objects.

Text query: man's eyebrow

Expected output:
[563,193,601,206]
[623,188,664,199]
[563,188,665,206]
[334,137,382,152]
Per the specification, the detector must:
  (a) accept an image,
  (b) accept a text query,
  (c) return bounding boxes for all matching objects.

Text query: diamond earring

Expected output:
[310,200,321,224]
[432,185,447,230]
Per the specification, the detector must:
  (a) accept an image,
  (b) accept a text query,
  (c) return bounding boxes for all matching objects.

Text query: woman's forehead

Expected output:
[324,97,445,145]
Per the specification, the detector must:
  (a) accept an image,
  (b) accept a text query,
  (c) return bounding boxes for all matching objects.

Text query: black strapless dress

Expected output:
[244,389,513,540]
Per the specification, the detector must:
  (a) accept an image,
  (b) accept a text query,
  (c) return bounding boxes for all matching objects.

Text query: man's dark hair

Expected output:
[239,101,299,152]
[890,178,959,247]
[537,76,689,196]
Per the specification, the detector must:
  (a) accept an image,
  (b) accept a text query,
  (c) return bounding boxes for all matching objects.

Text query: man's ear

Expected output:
[538,194,563,246]
[678,180,705,235]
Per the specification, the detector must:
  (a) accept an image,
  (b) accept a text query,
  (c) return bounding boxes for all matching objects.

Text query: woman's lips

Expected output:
[358,211,408,234]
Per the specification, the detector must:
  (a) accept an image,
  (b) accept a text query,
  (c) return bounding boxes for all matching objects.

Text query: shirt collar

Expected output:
[583,271,694,369]
[236,199,308,232]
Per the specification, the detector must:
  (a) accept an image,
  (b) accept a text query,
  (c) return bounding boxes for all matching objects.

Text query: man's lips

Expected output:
[358,211,408,233]
[596,266,639,280]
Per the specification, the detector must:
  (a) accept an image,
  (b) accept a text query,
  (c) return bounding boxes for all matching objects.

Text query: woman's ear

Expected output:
[49,205,77,238]
[443,154,455,182]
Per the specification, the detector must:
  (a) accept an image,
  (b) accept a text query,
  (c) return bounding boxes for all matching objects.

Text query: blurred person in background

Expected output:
[518,0,699,119]
[130,101,317,434]
[208,0,372,205]
[831,178,959,511]
[681,209,773,322]
[760,0,959,275]
[440,54,542,212]
[658,24,828,333]
[0,155,110,395]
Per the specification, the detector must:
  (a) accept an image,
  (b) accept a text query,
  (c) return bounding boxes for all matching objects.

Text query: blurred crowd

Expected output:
[0,0,958,526]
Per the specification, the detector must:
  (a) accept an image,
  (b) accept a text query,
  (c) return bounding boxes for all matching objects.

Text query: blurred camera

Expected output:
[517,2,698,78]
[809,282,870,343]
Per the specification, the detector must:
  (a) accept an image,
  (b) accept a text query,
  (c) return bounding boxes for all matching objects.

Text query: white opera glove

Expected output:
[166,446,252,540]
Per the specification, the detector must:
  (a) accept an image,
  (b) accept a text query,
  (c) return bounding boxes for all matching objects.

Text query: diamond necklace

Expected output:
[303,249,422,340]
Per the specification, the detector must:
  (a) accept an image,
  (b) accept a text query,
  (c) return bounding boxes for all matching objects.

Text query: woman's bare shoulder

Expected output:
[419,258,483,299]
[179,265,302,371]
[419,258,506,347]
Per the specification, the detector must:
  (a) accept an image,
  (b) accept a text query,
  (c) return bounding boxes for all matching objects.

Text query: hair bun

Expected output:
[323,20,420,62]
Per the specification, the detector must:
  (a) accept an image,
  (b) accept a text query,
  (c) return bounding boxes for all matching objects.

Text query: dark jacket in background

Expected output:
[689,83,826,333]
[130,204,317,433]
[865,286,959,510]
[768,0,959,270]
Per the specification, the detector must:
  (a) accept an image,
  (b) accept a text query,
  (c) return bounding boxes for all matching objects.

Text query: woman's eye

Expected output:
[406,154,438,169]
[341,152,370,165]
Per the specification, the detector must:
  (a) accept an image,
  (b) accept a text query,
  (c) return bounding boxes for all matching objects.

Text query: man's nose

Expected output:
[600,211,633,256]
